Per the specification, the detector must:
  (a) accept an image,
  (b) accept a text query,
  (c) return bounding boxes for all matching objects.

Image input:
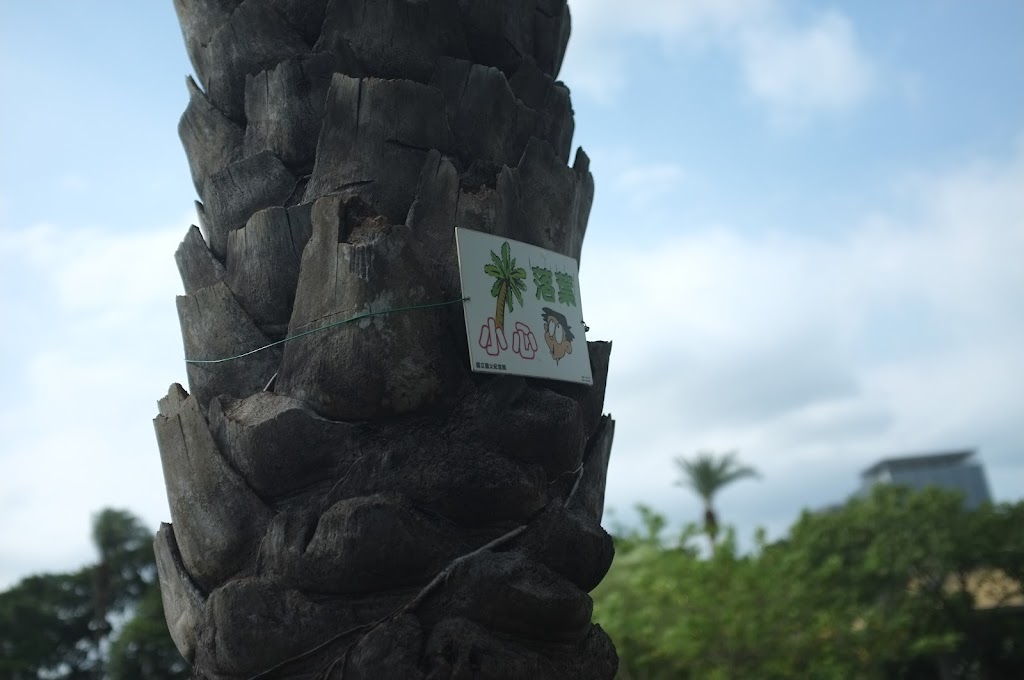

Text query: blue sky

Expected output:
[1,1,1022,588]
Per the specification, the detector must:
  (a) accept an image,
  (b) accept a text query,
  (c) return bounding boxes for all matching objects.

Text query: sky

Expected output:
[1,0,1022,589]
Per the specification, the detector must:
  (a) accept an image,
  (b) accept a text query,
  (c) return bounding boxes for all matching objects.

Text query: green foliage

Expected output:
[108,586,189,680]
[92,508,157,629]
[0,569,100,679]
[594,487,1024,680]
[0,509,188,680]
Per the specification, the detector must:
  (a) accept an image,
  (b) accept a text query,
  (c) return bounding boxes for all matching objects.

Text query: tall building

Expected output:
[859,449,992,509]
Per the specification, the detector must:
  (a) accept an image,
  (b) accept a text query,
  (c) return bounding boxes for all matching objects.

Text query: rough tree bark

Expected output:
[154,1,616,678]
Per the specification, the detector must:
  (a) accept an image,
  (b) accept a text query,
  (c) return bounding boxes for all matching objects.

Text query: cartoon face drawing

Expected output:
[541,307,574,364]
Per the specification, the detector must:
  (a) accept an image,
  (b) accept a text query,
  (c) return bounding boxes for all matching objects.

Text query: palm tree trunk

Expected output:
[495,281,508,330]
[153,1,616,678]
[705,506,719,554]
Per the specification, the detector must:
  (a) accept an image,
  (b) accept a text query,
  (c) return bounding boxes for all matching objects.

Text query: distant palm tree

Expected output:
[674,451,759,552]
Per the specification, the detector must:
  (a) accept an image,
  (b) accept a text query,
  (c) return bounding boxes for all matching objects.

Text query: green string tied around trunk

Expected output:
[184,297,469,365]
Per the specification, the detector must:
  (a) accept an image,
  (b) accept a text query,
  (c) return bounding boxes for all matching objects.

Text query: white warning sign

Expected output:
[455,227,592,386]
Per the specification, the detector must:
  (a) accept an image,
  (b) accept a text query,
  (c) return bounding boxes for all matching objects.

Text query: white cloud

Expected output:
[615,162,687,209]
[4,222,186,313]
[0,219,188,589]
[564,0,772,98]
[737,10,874,121]
[571,0,774,48]
[563,0,874,118]
[588,148,688,212]
[581,139,1024,534]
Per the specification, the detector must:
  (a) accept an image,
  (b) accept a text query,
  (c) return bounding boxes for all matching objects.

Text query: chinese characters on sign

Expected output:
[455,227,593,385]
[474,362,507,370]
[532,267,577,307]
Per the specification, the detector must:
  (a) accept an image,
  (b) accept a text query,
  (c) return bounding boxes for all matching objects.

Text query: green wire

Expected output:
[185,297,469,365]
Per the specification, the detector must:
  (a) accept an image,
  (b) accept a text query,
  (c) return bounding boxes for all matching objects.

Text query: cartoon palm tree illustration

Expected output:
[484,241,527,331]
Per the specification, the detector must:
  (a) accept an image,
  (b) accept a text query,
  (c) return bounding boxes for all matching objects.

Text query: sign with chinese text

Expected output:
[455,227,592,386]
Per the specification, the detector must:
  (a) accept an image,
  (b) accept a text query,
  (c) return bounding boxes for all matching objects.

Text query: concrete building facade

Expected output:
[859,449,992,509]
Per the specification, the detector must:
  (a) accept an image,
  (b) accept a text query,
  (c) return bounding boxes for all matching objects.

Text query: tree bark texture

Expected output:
[155,1,615,678]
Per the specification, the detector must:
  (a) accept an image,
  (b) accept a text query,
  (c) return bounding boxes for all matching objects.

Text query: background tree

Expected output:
[784,485,1024,678]
[673,450,759,550]
[592,487,1024,679]
[91,509,155,636]
[108,586,190,680]
[155,1,615,678]
[0,569,99,680]
[0,509,186,680]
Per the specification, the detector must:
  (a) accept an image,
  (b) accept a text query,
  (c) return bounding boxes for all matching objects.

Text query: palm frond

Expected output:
[509,277,526,307]
[673,450,759,504]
